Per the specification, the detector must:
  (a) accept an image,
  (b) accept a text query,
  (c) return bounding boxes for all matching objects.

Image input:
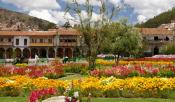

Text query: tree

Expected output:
[65,0,120,69]
[63,21,72,28]
[160,42,175,54]
[101,20,142,65]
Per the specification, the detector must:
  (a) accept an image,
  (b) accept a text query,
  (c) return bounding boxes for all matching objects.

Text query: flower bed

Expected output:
[125,58,175,61]
[90,64,175,78]
[28,88,57,102]
[0,76,175,98]
[0,65,64,78]
[96,59,174,66]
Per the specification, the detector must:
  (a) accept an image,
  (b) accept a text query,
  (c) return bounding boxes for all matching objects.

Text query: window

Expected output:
[8,38,11,42]
[0,38,3,42]
[24,39,27,45]
[165,37,169,41]
[16,39,19,45]
[40,39,43,43]
[154,36,158,41]
[48,39,52,43]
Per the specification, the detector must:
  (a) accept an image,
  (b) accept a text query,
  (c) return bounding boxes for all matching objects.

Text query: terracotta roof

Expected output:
[57,28,81,35]
[0,28,81,36]
[0,31,56,36]
[139,28,174,35]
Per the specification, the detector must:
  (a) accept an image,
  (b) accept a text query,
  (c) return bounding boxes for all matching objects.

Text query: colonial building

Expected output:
[0,28,84,59]
[140,27,175,56]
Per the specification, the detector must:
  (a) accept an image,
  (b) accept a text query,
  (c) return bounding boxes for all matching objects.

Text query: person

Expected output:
[63,56,68,64]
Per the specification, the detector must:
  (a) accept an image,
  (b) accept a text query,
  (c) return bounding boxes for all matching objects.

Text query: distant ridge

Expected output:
[0,8,56,31]
[136,8,175,28]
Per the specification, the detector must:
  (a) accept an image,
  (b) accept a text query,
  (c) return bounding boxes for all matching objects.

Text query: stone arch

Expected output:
[48,48,55,58]
[15,48,21,58]
[57,48,63,58]
[6,48,13,59]
[31,48,38,58]
[154,46,159,55]
[65,48,72,58]
[23,48,30,58]
[0,48,5,59]
[39,48,47,58]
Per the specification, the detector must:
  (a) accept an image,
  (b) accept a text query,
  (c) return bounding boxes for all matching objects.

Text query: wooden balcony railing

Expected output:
[59,42,77,46]
[0,42,12,46]
[147,40,170,44]
[30,43,53,46]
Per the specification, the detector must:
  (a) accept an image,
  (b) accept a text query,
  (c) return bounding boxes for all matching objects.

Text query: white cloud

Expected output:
[1,0,60,10]
[124,0,175,23]
[77,10,101,22]
[29,9,102,26]
[29,9,77,25]
[66,0,101,6]
[137,15,146,23]
[109,0,122,7]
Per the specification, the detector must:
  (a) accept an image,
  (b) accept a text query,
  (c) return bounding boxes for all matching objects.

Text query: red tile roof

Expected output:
[139,28,174,35]
[0,31,56,36]
[57,28,81,35]
[0,28,81,36]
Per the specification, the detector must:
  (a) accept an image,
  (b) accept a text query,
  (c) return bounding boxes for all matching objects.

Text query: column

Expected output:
[54,48,57,58]
[21,48,24,57]
[63,48,65,57]
[71,48,74,58]
[46,48,49,58]
[13,48,15,59]
[4,48,6,59]
[29,48,31,59]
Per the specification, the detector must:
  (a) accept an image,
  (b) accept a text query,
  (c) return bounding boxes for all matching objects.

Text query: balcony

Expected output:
[59,42,77,46]
[30,43,53,47]
[0,42,12,46]
[147,40,170,44]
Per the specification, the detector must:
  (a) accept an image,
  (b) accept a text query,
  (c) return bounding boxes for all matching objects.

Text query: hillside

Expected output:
[0,8,56,31]
[136,8,175,28]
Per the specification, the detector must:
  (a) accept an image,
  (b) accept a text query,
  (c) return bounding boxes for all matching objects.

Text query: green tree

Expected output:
[101,20,142,65]
[160,42,175,54]
[65,0,120,69]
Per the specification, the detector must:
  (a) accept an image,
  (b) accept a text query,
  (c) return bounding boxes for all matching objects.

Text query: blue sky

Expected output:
[0,0,174,26]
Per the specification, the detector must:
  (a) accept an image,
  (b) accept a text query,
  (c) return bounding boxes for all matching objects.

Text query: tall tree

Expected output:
[65,0,120,69]
[101,20,142,65]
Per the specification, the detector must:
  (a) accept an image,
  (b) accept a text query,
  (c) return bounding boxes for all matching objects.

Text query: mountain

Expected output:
[136,8,175,28]
[0,8,56,31]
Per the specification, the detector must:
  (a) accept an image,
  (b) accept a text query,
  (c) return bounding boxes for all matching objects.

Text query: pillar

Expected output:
[21,48,24,57]
[71,48,74,58]
[46,48,49,58]
[63,48,65,57]
[4,48,6,59]
[54,48,57,58]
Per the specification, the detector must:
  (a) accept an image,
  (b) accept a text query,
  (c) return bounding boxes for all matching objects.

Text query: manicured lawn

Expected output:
[59,73,87,80]
[0,97,175,102]
[0,97,26,102]
[90,98,175,102]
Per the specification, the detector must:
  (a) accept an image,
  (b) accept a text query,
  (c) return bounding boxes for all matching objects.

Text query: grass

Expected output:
[0,97,26,102]
[1,97,175,102]
[59,73,87,80]
[88,98,175,102]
